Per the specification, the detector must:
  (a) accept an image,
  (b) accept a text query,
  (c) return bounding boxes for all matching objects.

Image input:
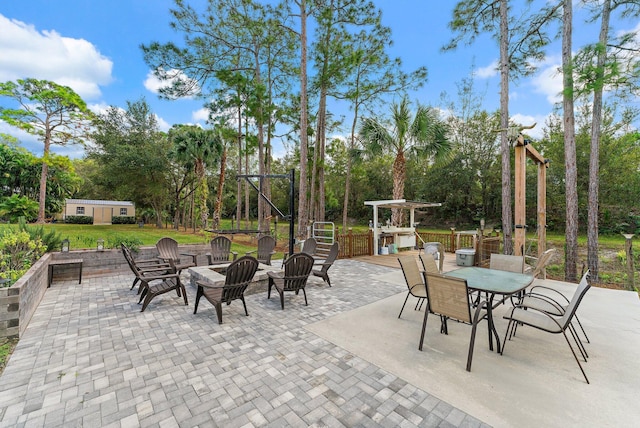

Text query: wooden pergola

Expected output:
[514,132,548,257]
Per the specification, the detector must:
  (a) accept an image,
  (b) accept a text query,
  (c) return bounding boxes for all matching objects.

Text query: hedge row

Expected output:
[111,216,136,224]
[64,215,93,224]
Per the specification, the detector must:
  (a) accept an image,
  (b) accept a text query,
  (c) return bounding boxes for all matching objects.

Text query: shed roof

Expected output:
[66,199,135,206]
[364,199,441,209]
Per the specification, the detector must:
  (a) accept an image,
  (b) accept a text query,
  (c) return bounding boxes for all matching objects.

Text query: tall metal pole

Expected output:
[289,169,296,257]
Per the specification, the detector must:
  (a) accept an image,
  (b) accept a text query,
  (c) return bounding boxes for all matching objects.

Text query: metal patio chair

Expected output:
[398,256,427,319]
[419,273,489,372]
[501,270,592,384]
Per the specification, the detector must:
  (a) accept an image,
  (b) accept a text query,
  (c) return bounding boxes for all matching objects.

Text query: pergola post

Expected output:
[513,133,548,259]
[537,159,548,263]
[514,135,527,256]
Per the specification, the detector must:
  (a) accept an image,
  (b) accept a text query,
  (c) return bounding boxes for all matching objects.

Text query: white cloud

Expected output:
[531,60,563,105]
[154,114,171,132]
[0,14,113,99]
[87,102,112,115]
[191,107,210,123]
[144,69,199,98]
[509,113,549,140]
[476,60,498,79]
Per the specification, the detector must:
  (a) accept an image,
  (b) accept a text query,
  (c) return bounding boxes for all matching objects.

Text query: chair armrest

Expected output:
[138,260,172,268]
[246,250,257,256]
[141,272,180,281]
[231,252,238,261]
[180,252,198,265]
[196,280,224,289]
[138,265,174,273]
[267,271,283,279]
[528,285,570,304]
[504,303,564,330]
[521,293,565,313]
[136,259,165,265]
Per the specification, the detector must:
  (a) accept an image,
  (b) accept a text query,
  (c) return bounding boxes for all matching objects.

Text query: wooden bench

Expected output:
[48,259,83,288]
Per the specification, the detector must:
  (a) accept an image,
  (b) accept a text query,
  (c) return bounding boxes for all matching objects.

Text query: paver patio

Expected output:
[0,259,487,428]
[1,256,639,427]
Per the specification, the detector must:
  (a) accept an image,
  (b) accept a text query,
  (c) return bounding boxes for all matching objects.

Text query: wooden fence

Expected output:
[336,230,373,258]
[335,229,502,262]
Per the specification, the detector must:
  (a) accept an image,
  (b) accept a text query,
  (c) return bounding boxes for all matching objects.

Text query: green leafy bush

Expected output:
[0,230,46,287]
[111,216,136,225]
[64,216,93,224]
[17,217,62,252]
[0,195,38,222]
[106,235,143,252]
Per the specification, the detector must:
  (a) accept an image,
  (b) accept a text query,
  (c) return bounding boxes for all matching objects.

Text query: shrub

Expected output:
[111,216,136,225]
[17,217,62,252]
[106,235,143,252]
[64,215,93,224]
[0,195,38,223]
[0,230,46,287]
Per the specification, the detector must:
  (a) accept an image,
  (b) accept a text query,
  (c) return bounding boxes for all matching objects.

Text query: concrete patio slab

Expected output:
[306,268,640,428]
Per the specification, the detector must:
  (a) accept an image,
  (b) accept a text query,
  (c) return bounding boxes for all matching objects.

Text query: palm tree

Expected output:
[169,125,223,230]
[359,96,451,225]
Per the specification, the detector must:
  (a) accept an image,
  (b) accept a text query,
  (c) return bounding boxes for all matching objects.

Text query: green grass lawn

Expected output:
[0,221,299,258]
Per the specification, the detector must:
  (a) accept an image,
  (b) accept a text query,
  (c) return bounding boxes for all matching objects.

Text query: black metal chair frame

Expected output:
[398,256,428,318]
[501,271,592,383]
[419,273,489,372]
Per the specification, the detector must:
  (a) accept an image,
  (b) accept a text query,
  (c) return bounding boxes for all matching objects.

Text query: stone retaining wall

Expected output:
[0,244,210,339]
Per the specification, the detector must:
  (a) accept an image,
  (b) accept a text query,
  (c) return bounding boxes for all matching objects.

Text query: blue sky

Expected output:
[1,1,638,159]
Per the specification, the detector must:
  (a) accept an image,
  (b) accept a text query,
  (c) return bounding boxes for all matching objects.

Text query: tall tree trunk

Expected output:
[265,60,273,232]
[254,54,266,233]
[563,0,578,282]
[297,0,310,240]
[244,121,250,230]
[310,123,317,223]
[38,162,48,224]
[342,103,359,231]
[236,104,242,230]
[499,0,513,254]
[588,0,611,283]
[317,87,327,223]
[312,86,327,223]
[196,160,208,230]
[191,187,196,233]
[214,146,227,231]
[391,151,406,226]
[37,134,51,223]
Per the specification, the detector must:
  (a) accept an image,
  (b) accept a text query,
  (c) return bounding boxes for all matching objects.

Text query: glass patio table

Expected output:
[444,267,534,352]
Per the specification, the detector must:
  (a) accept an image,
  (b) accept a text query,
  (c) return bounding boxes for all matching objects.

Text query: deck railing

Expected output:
[335,229,502,261]
[336,230,373,258]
